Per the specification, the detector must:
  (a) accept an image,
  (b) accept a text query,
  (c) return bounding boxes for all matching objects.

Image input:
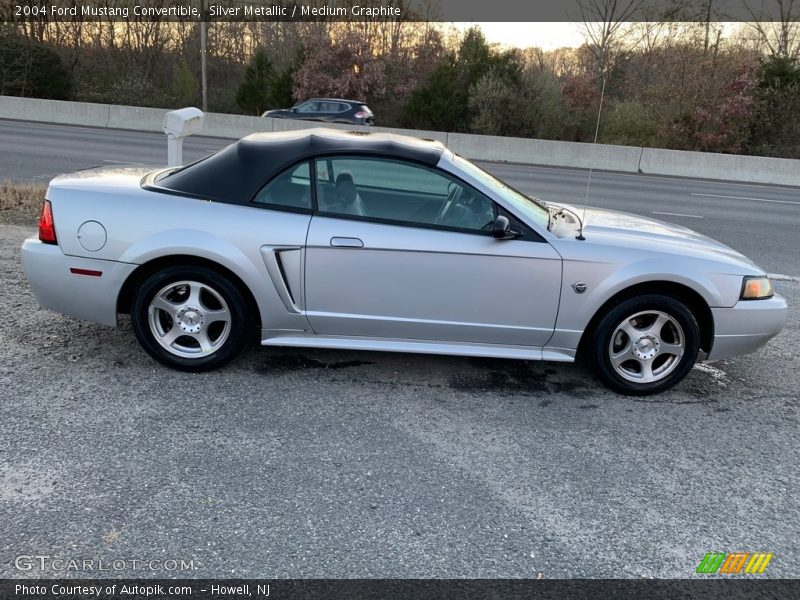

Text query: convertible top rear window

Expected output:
[149,129,444,205]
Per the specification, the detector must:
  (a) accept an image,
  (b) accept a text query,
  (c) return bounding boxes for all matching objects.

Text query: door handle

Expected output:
[330,237,364,248]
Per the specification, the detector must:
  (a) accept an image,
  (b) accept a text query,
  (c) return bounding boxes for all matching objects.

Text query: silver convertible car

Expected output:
[21,129,786,395]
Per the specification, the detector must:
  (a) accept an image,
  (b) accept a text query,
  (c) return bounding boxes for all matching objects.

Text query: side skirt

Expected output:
[261,333,575,362]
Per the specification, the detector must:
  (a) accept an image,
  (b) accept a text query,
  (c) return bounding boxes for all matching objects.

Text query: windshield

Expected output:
[452,155,550,230]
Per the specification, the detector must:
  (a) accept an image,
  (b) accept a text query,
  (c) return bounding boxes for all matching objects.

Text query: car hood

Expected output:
[551,203,762,270]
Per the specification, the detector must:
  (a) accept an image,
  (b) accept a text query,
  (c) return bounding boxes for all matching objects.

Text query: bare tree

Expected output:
[577,0,647,72]
[745,0,800,59]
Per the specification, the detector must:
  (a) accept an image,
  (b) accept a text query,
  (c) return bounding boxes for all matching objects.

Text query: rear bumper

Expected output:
[707,293,787,360]
[21,237,137,327]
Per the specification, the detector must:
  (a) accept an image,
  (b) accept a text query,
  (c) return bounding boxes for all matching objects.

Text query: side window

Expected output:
[296,102,318,113]
[253,161,312,210]
[314,157,496,232]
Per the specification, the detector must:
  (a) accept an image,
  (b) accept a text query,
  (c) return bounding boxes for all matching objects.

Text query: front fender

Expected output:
[548,255,744,351]
[581,256,727,309]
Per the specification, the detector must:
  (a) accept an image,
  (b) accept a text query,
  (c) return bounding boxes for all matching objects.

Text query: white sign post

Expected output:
[163,107,205,166]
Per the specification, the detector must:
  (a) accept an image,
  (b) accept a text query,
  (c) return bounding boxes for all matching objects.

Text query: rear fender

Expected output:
[117,229,296,331]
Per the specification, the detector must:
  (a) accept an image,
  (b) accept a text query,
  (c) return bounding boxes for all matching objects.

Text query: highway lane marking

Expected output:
[652,211,703,218]
[103,159,145,165]
[768,273,800,282]
[690,192,800,205]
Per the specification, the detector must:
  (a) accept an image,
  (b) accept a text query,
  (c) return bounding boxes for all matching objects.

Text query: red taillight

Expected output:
[38,200,57,245]
[354,111,369,118]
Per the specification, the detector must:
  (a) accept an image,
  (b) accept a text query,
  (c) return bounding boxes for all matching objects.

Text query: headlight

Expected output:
[740,276,774,300]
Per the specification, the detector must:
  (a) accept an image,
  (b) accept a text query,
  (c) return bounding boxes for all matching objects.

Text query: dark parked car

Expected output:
[261,98,374,125]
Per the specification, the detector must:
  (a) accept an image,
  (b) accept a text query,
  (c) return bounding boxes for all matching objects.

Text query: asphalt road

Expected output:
[1,119,799,277]
[1,118,799,579]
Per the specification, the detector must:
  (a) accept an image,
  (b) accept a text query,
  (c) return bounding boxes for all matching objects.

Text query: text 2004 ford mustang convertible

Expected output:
[21,129,786,395]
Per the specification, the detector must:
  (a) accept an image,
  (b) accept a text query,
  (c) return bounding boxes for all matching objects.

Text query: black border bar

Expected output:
[1,0,793,23]
[3,579,800,600]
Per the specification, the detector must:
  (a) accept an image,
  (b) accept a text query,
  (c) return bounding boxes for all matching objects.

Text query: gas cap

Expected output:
[77,220,107,252]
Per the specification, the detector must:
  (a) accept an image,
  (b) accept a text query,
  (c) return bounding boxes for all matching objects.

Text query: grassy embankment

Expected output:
[0,180,46,225]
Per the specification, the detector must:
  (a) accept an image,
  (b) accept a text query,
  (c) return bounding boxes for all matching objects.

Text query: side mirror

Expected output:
[492,215,521,240]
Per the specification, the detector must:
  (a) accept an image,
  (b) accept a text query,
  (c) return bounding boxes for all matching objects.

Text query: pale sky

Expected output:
[461,22,744,52]
[459,22,586,50]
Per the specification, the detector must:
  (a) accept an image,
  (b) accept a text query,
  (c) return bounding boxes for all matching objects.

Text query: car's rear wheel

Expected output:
[590,294,700,395]
[131,266,248,372]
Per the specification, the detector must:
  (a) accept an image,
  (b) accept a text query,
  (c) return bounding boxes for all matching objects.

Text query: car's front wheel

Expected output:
[131,266,248,372]
[590,294,700,395]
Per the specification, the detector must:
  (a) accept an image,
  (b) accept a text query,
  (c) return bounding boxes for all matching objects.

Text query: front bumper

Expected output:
[707,293,788,360]
[21,237,137,327]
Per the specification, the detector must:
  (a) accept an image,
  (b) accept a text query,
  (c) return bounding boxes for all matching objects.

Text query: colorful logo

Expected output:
[696,552,773,574]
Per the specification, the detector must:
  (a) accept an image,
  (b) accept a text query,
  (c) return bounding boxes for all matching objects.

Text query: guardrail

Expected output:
[1,95,798,186]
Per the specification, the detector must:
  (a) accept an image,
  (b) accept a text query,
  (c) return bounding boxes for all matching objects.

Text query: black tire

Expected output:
[131,265,249,372]
[590,294,700,396]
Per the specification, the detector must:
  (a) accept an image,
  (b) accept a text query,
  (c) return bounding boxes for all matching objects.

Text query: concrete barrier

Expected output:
[268,116,450,145]
[639,147,799,187]
[203,112,271,138]
[1,95,798,186]
[0,95,110,128]
[107,104,165,132]
[372,125,448,145]
[447,133,642,172]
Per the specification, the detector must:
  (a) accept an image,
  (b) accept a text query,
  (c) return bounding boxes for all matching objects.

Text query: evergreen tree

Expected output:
[236,48,277,115]
[403,27,520,132]
[0,34,72,100]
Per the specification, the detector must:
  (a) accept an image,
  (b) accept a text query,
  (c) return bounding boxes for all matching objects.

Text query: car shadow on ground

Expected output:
[239,341,736,406]
[5,308,769,409]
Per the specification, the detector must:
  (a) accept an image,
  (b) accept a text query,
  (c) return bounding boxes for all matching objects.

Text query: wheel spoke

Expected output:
[639,359,655,382]
[205,307,231,324]
[646,313,668,337]
[194,331,213,353]
[610,343,632,366]
[161,327,181,347]
[660,342,684,357]
[151,296,178,316]
[187,283,202,307]
[621,321,639,340]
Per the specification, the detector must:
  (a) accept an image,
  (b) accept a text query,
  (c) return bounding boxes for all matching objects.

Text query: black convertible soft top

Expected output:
[148,128,446,204]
